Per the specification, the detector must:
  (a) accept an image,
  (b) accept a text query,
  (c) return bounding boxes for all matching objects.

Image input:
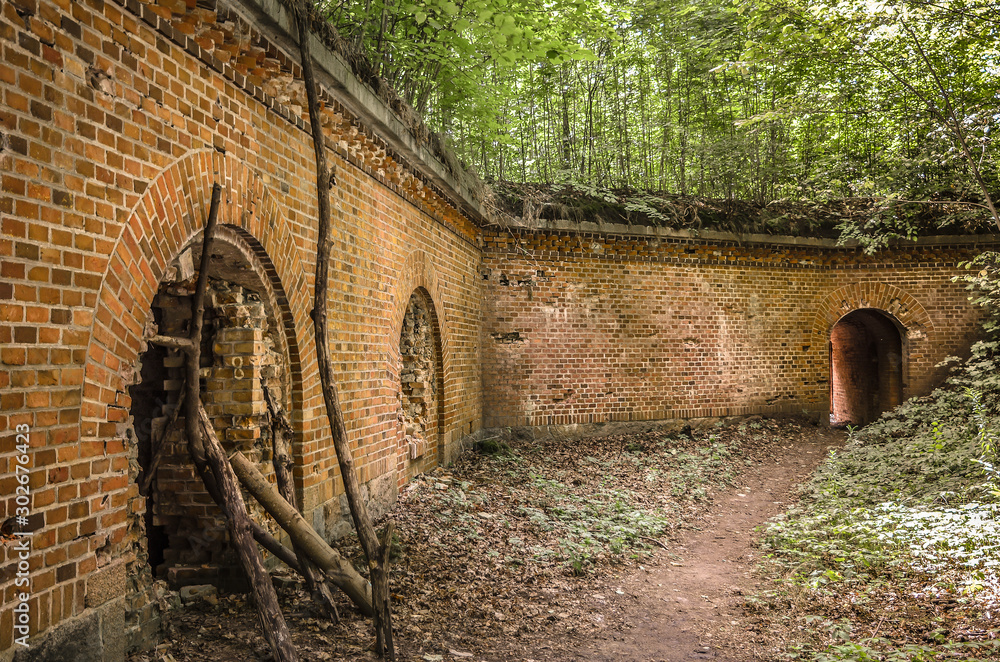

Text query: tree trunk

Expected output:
[195,407,299,661]
[182,183,298,662]
[293,1,395,657]
[560,63,572,173]
[230,451,375,615]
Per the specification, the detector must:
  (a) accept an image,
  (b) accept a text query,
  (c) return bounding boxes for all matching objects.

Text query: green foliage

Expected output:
[525,475,672,575]
[788,619,1000,662]
[970,388,1000,499]
[758,299,1000,659]
[317,0,998,241]
[505,439,734,574]
[745,0,1000,243]
[958,252,1000,338]
[317,0,605,135]
[430,435,739,575]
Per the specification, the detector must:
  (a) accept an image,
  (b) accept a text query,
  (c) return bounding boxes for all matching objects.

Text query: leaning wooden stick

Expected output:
[180,184,299,662]
[293,0,395,655]
[229,450,375,615]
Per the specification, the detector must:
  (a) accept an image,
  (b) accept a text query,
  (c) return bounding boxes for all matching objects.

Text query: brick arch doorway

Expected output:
[128,224,300,601]
[829,308,905,427]
[396,287,446,481]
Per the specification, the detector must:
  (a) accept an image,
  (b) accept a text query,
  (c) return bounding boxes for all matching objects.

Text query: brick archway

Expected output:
[829,309,904,426]
[388,250,450,369]
[79,150,315,552]
[813,282,933,423]
[812,282,933,339]
[387,250,450,482]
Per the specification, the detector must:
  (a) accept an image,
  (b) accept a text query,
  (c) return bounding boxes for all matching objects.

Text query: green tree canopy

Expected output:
[319,0,1000,236]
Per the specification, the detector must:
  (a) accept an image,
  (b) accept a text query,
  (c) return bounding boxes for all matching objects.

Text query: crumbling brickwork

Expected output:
[397,290,441,482]
[481,229,992,428]
[148,276,286,580]
[0,0,996,657]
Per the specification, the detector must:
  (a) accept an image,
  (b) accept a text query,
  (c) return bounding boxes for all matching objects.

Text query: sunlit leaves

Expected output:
[320,0,999,226]
[737,0,999,210]
[320,0,600,122]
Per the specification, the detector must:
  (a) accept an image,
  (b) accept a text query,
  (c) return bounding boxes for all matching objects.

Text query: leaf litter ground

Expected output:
[130,416,847,662]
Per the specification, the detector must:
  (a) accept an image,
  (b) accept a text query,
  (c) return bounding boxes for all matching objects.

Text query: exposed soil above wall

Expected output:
[490,182,994,239]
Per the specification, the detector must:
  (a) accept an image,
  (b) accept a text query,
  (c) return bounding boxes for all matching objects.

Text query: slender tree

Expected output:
[294,1,397,656]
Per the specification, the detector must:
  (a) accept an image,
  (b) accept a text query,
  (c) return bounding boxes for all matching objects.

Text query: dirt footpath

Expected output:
[132,422,843,662]
[560,428,845,662]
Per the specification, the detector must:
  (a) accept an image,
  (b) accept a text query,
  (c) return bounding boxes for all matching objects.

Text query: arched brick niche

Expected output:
[396,288,446,479]
[77,150,314,647]
[387,251,452,484]
[813,282,933,423]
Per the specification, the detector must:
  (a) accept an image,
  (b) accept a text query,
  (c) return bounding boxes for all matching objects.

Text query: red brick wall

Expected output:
[481,230,990,428]
[1,0,483,652]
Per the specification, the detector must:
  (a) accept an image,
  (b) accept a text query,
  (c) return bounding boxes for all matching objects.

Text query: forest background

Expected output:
[314,3,1000,658]
[318,0,998,244]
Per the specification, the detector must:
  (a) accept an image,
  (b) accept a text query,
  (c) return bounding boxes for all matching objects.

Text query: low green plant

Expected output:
[970,388,1000,499]
[527,474,672,573]
[757,281,1000,660]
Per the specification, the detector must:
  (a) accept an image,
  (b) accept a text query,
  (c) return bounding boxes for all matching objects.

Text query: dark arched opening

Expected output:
[830,308,904,427]
[128,228,295,590]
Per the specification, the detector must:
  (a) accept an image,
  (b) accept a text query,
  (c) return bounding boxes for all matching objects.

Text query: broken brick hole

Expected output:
[125,232,293,647]
[491,331,522,344]
[829,308,903,427]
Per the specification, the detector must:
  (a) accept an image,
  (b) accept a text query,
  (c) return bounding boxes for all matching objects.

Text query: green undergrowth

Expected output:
[395,421,784,582]
[757,327,1000,659]
[443,433,739,575]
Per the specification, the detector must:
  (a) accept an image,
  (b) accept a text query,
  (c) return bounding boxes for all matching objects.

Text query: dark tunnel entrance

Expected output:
[829,308,904,427]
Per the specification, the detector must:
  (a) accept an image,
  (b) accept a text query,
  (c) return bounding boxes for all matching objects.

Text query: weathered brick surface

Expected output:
[1,0,482,653]
[0,0,996,656]
[481,230,993,427]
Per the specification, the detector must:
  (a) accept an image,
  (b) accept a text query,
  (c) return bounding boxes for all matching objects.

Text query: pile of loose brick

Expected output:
[398,292,437,462]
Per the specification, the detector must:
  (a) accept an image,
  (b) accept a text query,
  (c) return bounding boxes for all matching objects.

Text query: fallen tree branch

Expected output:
[180,183,298,662]
[230,450,375,616]
[251,520,302,574]
[640,536,670,551]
